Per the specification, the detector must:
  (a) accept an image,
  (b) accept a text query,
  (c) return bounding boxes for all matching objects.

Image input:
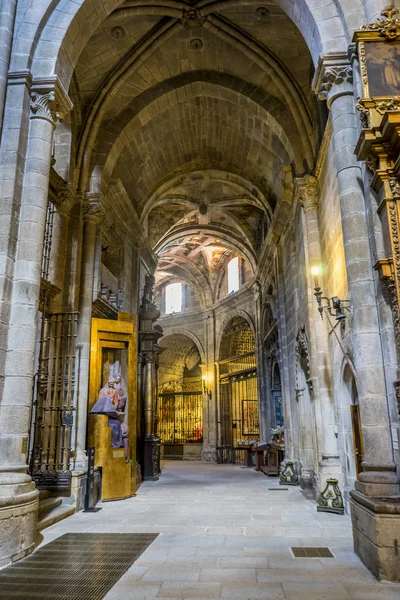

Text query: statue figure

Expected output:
[91,375,128,455]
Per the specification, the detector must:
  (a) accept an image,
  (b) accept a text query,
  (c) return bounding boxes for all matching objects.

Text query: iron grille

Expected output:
[29,312,78,489]
[41,200,56,281]
[158,391,202,444]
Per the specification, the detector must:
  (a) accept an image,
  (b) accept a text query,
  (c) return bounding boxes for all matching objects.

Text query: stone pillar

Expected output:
[201,312,218,462]
[74,195,102,468]
[297,176,342,494]
[139,274,163,480]
[315,56,400,580]
[0,80,72,565]
[0,0,17,137]
[316,58,396,490]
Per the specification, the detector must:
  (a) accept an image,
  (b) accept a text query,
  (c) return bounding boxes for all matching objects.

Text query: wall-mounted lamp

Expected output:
[202,375,212,400]
[311,266,350,322]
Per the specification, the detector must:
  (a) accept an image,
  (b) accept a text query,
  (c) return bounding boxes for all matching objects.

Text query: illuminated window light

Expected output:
[227,256,240,294]
[166,282,182,314]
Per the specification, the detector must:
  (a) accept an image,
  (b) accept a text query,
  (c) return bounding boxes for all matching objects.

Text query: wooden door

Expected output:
[350,405,364,477]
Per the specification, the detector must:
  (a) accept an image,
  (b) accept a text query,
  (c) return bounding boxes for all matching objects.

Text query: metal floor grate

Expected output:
[0,533,158,600]
[268,488,288,491]
[291,546,334,558]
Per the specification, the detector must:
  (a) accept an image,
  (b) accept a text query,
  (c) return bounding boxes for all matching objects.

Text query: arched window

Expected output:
[165,282,182,314]
[227,256,240,294]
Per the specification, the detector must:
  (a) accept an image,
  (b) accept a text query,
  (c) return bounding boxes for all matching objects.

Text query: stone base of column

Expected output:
[142,436,161,481]
[201,445,217,463]
[350,491,400,581]
[0,474,39,567]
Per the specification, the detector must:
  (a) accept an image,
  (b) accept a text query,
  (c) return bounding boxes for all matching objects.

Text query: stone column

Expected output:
[297,175,342,493]
[315,57,400,580]
[74,195,102,468]
[0,80,72,565]
[316,58,397,492]
[0,0,17,137]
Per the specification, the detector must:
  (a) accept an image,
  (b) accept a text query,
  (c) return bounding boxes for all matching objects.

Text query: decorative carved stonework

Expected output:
[30,90,59,124]
[298,175,319,211]
[361,5,400,40]
[320,66,353,94]
[365,151,378,173]
[317,478,344,514]
[181,9,205,29]
[83,197,102,222]
[295,326,313,395]
[390,177,400,199]
[356,98,371,128]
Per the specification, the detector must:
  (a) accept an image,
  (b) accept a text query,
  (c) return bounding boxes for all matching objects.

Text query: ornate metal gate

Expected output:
[158,391,203,444]
[29,311,78,490]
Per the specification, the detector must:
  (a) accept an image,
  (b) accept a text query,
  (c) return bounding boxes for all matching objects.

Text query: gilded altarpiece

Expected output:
[88,315,137,500]
[354,6,400,413]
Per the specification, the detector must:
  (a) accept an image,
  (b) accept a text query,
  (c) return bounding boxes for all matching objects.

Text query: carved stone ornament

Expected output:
[317,478,344,514]
[376,96,400,114]
[181,9,205,29]
[356,98,371,128]
[30,90,60,125]
[361,5,400,40]
[295,326,313,396]
[390,177,400,199]
[279,461,299,486]
[365,151,378,173]
[320,66,353,94]
[83,198,102,221]
[298,175,319,210]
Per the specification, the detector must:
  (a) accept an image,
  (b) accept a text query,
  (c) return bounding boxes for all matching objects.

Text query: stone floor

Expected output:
[36,461,400,599]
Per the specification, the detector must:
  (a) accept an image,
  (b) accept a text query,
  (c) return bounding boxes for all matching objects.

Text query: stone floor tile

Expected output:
[216,556,269,568]
[142,566,200,582]
[256,568,316,583]
[220,583,285,598]
[157,582,222,598]
[199,567,256,582]
[282,582,350,599]
[196,546,244,557]
[345,583,400,599]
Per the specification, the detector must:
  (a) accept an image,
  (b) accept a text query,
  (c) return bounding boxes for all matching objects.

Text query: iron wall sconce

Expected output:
[311,267,350,322]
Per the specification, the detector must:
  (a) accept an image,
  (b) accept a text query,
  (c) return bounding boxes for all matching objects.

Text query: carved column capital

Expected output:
[296,174,319,211]
[30,78,73,128]
[58,186,77,216]
[83,193,103,223]
[312,54,354,108]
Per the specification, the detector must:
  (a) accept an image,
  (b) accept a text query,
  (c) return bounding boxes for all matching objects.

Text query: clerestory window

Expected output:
[166,282,182,314]
[227,256,240,294]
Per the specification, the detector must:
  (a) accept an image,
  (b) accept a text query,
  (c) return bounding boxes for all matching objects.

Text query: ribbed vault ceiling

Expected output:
[66,0,317,307]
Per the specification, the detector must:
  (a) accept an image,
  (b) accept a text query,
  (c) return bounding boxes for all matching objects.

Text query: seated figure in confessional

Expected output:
[91,376,128,454]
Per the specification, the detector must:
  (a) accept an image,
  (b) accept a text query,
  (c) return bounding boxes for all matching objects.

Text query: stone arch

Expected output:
[19,0,358,90]
[159,329,206,365]
[217,311,256,362]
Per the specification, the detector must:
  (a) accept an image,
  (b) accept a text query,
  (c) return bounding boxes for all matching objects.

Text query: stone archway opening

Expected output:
[217,316,259,464]
[157,333,203,461]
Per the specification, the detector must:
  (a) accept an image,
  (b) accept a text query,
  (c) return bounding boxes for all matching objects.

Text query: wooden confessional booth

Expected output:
[88,315,137,501]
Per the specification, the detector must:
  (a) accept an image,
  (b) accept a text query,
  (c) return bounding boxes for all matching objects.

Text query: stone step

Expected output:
[38,489,51,501]
[37,504,76,532]
[38,496,63,517]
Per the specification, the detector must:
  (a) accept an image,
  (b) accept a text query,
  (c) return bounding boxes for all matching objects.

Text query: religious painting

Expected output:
[242,400,259,436]
[273,391,283,428]
[364,41,400,97]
